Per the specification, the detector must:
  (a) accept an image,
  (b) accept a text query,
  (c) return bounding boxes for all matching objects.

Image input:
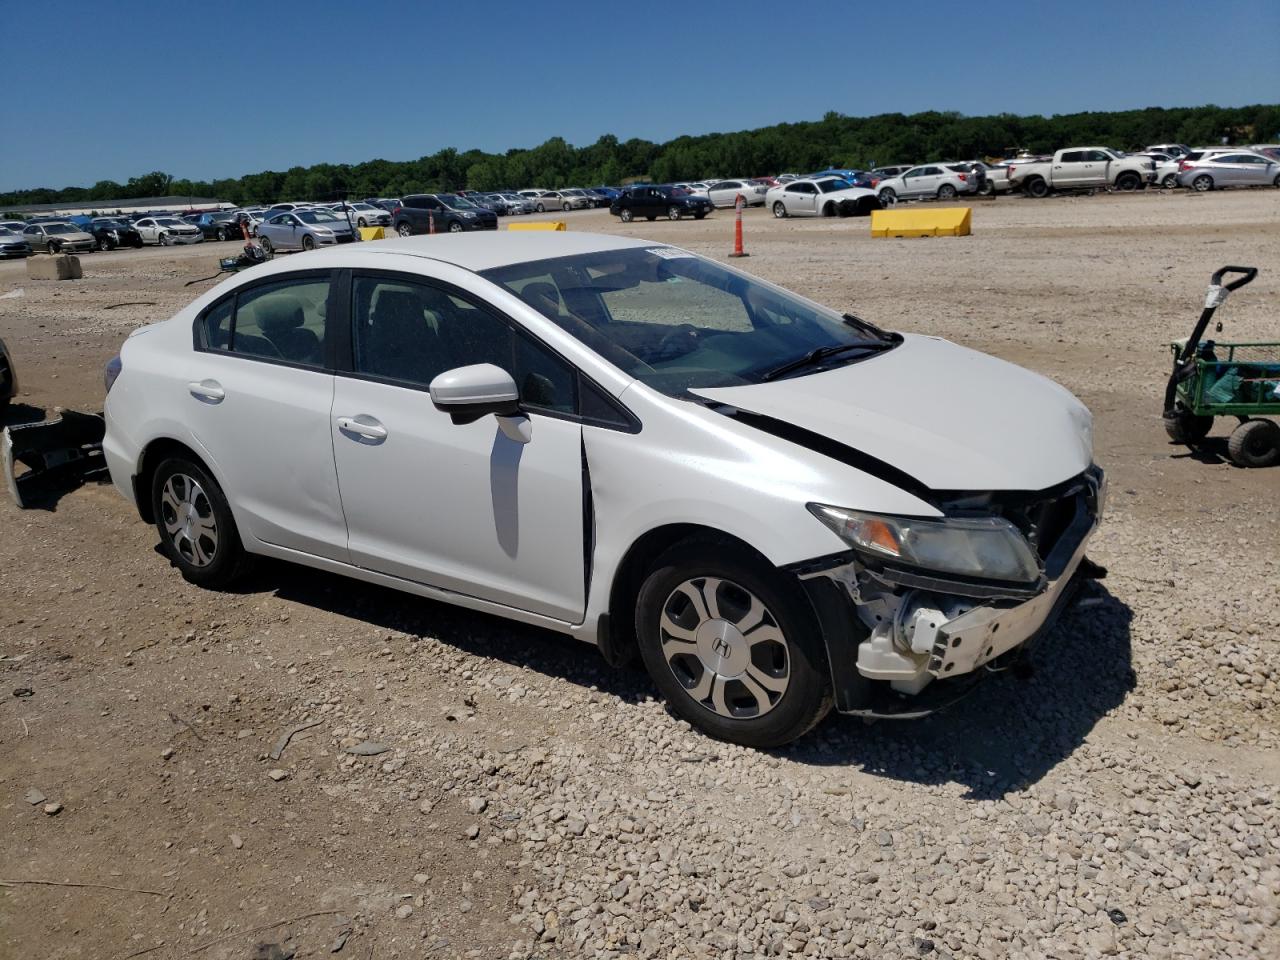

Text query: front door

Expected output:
[330,271,586,622]
[184,271,348,559]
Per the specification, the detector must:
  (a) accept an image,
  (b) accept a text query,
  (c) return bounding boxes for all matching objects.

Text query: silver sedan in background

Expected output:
[1177,151,1280,191]
[257,209,357,253]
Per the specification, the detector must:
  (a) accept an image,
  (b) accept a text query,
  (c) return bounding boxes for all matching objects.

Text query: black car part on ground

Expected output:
[2,410,107,508]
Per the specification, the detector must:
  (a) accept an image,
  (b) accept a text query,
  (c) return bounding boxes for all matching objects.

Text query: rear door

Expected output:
[184,271,347,560]
[1053,150,1089,187]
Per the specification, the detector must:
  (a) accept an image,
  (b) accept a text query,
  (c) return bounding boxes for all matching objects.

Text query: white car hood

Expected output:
[690,334,1092,492]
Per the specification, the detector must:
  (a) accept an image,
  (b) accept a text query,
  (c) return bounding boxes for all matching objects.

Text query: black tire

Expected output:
[668,205,682,221]
[1192,174,1213,193]
[151,457,252,589]
[645,215,656,221]
[937,183,957,200]
[396,222,413,237]
[635,538,833,748]
[301,234,316,251]
[822,201,836,217]
[619,208,634,223]
[1163,410,1213,444]
[448,220,464,233]
[48,240,61,254]
[97,236,115,251]
[1025,177,1049,198]
[1273,174,1280,188]
[772,201,787,218]
[357,218,367,228]
[1227,420,1280,468]
[159,232,170,246]
[132,239,144,248]
[878,187,896,206]
[977,181,995,196]
[259,236,273,256]
[1115,172,1141,192]
[1162,174,1178,189]
[694,211,706,220]
[536,203,545,212]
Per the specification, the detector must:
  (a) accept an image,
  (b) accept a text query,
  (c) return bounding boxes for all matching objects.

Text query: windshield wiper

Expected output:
[760,341,892,381]
[842,312,896,341]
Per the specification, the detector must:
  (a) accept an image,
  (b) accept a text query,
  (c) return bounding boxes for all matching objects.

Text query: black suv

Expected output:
[88,218,144,250]
[610,185,712,222]
[393,194,499,235]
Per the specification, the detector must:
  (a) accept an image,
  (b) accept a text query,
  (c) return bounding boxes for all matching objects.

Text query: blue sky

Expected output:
[2,0,1275,192]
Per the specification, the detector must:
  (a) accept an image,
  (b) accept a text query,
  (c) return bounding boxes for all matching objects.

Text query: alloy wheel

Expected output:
[659,577,790,720]
[159,473,219,568]
[398,223,412,237]
[1193,175,1212,192]
[773,201,787,218]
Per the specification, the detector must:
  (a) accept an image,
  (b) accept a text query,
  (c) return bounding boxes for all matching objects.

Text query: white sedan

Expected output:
[134,216,204,245]
[102,232,1103,748]
[766,177,882,218]
[705,179,769,207]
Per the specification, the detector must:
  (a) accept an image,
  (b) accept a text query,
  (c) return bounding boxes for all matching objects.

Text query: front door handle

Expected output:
[337,415,388,444]
[188,379,225,403]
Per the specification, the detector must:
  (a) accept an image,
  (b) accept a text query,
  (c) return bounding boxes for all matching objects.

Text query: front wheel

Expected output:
[668,205,682,221]
[1163,410,1213,444]
[448,220,464,233]
[151,457,251,589]
[536,203,545,212]
[159,233,170,246]
[97,236,115,251]
[619,208,634,223]
[977,181,995,196]
[1162,174,1178,189]
[635,540,832,748]
[397,222,413,237]
[301,234,316,251]
[48,240,62,254]
[1192,174,1213,192]
[1227,419,1280,468]
[1115,172,1141,192]
[937,184,957,199]
[357,217,367,228]
[258,236,273,256]
[772,201,787,218]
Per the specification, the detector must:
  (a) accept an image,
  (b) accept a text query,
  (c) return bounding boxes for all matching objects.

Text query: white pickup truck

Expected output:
[1007,147,1156,197]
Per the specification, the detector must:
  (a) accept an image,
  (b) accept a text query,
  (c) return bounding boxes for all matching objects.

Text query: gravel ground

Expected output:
[1,189,1277,959]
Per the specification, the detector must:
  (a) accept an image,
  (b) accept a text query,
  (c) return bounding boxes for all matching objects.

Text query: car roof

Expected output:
[270,232,658,274]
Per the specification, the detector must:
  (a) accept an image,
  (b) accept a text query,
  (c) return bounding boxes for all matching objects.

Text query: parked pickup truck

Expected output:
[1007,147,1156,197]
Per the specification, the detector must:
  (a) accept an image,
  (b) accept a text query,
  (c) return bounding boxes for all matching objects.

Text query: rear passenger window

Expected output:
[198,276,330,368]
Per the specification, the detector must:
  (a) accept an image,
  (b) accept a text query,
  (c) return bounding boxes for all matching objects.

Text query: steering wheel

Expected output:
[655,323,700,358]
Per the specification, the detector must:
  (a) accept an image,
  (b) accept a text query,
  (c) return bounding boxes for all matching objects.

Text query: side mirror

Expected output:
[429,363,520,425]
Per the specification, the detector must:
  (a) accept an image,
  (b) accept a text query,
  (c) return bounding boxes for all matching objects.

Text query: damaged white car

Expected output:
[101,233,1104,747]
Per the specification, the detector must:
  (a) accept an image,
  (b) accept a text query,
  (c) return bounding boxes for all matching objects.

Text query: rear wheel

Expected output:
[48,240,62,254]
[1163,409,1213,444]
[536,203,545,212]
[635,539,832,748]
[977,180,995,196]
[1025,177,1049,198]
[1192,174,1214,192]
[878,188,896,206]
[151,457,251,589]
[619,208,634,223]
[357,218,367,228]
[1227,419,1280,468]
[1274,174,1280,188]
[1162,173,1178,189]
[937,183,957,199]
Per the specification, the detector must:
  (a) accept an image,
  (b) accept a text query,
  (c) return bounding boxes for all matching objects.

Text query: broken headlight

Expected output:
[807,504,1041,584]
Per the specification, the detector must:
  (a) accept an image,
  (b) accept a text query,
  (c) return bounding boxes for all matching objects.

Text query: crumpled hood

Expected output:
[690,333,1093,492]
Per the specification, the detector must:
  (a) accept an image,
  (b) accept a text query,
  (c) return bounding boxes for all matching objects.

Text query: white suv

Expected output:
[102,233,1104,747]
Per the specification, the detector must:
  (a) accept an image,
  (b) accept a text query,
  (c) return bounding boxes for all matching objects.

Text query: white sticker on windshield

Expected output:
[646,247,694,259]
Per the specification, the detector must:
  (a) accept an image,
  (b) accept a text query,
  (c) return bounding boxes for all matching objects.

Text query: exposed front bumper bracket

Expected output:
[2,410,107,508]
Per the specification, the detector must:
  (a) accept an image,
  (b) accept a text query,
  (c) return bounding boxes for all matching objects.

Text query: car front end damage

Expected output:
[790,466,1106,716]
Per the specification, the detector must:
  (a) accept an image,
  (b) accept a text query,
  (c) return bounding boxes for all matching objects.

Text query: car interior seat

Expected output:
[364,289,440,382]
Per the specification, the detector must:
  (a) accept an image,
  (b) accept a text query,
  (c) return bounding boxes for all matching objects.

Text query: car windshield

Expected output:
[480,247,896,396]
[46,223,78,234]
[298,211,339,223]
[440,195,475,210]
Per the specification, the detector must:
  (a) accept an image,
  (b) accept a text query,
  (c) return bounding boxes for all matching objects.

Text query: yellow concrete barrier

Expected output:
[359,226,386,241]
[870,207,971,238]
[507,221,566,231]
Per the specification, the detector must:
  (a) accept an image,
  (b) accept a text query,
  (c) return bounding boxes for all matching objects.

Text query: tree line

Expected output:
[4,104,1277,210]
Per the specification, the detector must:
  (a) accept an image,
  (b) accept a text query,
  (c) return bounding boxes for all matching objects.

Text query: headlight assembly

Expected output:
[808,504,1042,585]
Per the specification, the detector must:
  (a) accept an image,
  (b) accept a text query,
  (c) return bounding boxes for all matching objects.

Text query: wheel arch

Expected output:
[134,437,215,524]
[601,523,775,668]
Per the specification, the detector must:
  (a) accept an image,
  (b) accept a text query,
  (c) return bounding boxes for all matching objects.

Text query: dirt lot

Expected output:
[2,190,1278,960]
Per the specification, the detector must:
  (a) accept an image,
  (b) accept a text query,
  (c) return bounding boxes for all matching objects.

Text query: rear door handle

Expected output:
[337,415,388,444]
[188,379,225,403]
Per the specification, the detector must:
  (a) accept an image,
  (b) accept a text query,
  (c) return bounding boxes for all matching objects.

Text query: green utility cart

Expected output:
[1162,266,1280,467]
